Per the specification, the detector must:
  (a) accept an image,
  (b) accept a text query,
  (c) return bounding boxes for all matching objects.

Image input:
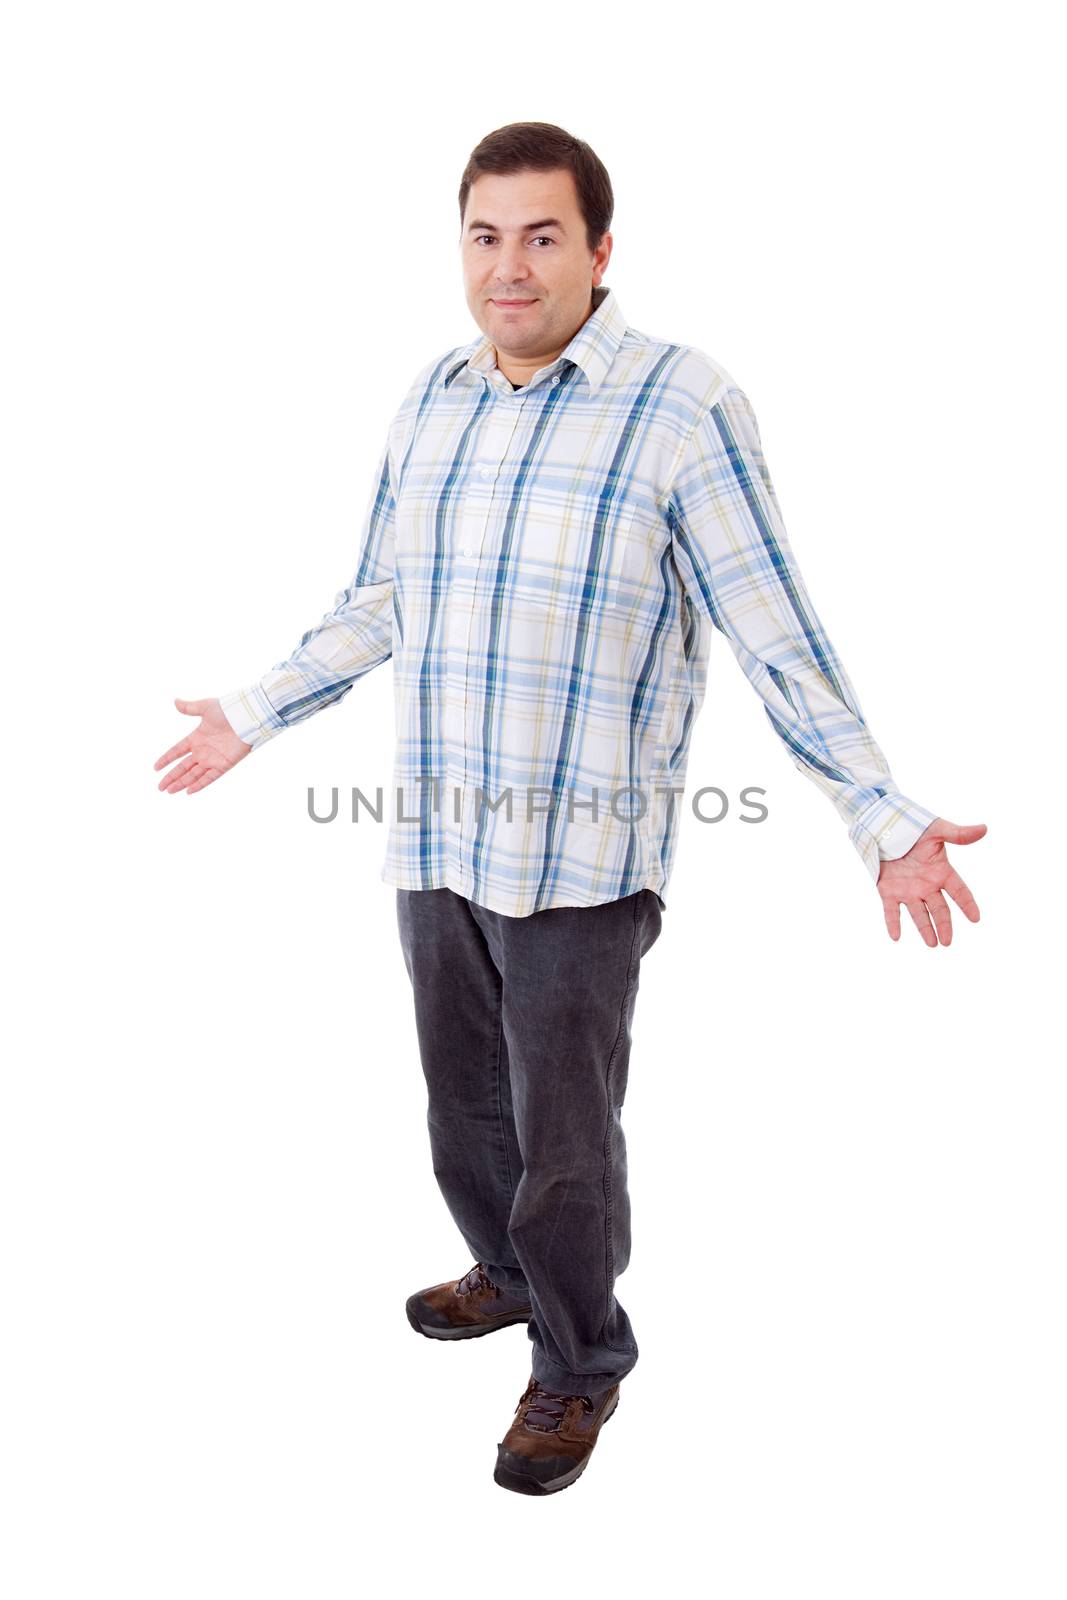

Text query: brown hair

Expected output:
[458,122,614,256]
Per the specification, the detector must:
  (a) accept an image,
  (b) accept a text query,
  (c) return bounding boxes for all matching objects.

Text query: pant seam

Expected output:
[492,994,518,1209]
[600,892,643,1351]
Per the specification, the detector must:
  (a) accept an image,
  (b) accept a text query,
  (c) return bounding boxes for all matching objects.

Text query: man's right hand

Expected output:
[154,697,253,794]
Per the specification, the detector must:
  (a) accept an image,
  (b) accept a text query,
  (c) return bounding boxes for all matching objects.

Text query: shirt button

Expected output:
[462,546,472,557]
[478,465,492,478]
[551,375,561,386]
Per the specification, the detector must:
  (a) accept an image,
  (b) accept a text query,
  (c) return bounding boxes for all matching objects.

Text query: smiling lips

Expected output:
[493,298,537,307]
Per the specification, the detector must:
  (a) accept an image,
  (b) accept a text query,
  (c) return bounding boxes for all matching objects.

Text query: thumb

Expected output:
[925,819,988,846]
[174,697,207,716]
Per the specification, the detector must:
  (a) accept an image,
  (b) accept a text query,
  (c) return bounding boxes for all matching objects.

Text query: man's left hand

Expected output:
[877,818,987,946]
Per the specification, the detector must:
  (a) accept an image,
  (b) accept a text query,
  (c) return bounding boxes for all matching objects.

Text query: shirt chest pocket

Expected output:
[516,500,656,614]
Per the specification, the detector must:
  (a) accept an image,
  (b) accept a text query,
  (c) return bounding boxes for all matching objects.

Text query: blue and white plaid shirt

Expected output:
[220,284,937,916]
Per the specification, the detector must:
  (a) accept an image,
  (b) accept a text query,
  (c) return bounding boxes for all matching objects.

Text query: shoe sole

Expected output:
[405,1301,533,1340]
[492,1391,620,1494]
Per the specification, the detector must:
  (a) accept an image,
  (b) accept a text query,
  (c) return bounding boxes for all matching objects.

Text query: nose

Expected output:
[494,242,529,285]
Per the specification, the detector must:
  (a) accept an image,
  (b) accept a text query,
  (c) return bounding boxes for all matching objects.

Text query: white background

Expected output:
[3,1,1062,1594]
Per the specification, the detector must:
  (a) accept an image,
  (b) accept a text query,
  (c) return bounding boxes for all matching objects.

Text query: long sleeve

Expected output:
[219,436,396,749]
[666,382,938,883]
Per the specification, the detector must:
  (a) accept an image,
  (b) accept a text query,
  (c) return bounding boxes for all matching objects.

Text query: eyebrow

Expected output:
[466,217,567,234]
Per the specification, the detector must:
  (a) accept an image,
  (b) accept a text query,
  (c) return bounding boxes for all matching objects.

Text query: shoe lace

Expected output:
[455,1262,495,1297]
[518,1376,594,1431]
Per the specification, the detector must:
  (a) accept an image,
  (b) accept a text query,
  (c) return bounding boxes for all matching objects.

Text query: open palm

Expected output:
[877,818,987,946]
[154,697,252,795]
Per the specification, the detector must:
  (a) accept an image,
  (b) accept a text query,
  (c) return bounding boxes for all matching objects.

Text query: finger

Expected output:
[924,819,988,847]
[173,762,208,793]
[154,738,191,771]
[186,766,221,794]
[165,763,200,793]
[160,755,199,793]
[905,898,938,948]
[942,868,981,923]
[174,697,208,716]
[882,895,902,941]
[158,756,197,792]
[924,889,953,947]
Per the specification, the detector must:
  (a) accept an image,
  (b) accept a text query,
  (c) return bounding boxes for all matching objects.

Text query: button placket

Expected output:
[451,399,528,796]
[459,397,528,567]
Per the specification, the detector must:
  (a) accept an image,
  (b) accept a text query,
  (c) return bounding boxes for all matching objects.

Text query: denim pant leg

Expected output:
[395,887,530,1296]
[469,888,663,1398]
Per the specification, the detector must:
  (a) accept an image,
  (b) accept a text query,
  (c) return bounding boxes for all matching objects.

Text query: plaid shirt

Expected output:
[220,284,937,916]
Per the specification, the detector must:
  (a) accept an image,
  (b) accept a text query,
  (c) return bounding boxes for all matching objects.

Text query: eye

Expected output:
[471,234,555,247]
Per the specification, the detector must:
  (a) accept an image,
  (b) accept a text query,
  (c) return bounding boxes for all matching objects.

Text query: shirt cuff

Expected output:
[218,684,286,750]
[849,793,940,884]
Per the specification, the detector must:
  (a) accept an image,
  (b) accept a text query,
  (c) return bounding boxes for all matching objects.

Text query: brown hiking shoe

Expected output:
[493,1373,620,1494]
[405,1261,533,1340]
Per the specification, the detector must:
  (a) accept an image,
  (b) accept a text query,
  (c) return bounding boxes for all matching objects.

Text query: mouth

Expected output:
[491,298,538,308]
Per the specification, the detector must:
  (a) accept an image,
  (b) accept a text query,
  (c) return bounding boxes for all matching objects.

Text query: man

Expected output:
[155,122,985,1496]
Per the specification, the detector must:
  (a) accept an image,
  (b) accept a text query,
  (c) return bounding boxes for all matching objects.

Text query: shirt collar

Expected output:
[441,283,627,396]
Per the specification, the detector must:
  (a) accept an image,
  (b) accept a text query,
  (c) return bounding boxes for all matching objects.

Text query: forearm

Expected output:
[668,382,938,879]
[220,577,394,748]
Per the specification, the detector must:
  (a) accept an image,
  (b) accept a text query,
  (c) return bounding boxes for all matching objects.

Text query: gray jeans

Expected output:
[395,885,664,1398]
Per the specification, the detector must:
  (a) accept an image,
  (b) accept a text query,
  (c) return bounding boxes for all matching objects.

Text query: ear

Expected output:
[593,231,613,279]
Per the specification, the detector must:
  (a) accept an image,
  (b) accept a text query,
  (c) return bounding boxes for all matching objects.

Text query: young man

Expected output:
[155,121,985,1496]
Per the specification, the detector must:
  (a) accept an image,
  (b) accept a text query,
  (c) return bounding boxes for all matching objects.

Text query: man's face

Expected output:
[459,167,612,374]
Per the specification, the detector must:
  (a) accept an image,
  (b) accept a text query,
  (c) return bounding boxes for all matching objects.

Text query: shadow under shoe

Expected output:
[494,1374,620,1495]
[405,1262,533,1340]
